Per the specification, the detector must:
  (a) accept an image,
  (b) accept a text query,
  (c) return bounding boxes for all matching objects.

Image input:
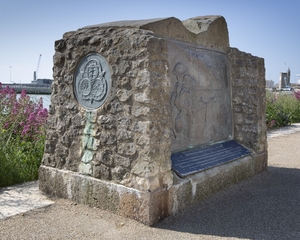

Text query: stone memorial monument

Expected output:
[39,15,267,225]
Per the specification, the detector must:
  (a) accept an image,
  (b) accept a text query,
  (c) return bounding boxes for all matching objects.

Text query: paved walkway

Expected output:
[0,181,53,220]
[267,122,300,139]
[1,124,300,239]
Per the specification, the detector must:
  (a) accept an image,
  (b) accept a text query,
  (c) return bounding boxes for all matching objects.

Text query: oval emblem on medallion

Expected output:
[74,53,111,110]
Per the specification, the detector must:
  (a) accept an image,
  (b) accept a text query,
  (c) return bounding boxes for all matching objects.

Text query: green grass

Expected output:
[0,135,45,188]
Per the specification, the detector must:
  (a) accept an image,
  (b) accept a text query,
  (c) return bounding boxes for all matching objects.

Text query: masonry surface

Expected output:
[39,15,267,225]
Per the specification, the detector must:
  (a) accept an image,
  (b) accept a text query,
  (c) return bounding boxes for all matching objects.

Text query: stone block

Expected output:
[40,15,267,225]
[39,166,171,225]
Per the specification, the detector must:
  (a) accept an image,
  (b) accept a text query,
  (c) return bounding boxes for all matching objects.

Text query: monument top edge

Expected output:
[80,15,224,30]
[68,15,229,51]
[82,17,172,29]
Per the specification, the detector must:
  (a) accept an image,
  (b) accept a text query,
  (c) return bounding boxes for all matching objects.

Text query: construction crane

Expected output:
[33,54,42,82]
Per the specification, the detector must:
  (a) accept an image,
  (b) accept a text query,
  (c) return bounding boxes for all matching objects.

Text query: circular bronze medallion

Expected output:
[74,53,111,110]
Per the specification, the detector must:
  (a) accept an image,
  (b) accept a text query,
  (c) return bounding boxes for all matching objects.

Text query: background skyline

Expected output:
[0,0,299,85]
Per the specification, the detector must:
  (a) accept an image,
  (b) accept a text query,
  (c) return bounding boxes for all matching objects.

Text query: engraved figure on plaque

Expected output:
[74,53,111,110]
[168,43,232,152]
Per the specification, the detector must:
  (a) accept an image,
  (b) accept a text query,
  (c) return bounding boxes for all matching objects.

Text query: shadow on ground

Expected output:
[155,166,300,239]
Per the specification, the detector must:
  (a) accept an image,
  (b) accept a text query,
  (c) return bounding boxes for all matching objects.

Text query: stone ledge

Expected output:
[39,166,171,226]
[171,152,267,214]
[39,151,267,225]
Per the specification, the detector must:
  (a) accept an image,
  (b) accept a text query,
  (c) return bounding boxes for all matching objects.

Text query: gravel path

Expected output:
[1,126,300,239]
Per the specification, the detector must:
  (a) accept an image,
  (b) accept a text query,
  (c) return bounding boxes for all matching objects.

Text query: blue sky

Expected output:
[0,0,299,84]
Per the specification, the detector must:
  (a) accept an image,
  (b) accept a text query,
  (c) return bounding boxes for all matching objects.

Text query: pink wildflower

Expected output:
[20,89,27,98]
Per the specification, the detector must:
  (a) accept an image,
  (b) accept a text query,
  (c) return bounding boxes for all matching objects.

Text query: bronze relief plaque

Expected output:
[74,53,111,110]
[168,42,232,152]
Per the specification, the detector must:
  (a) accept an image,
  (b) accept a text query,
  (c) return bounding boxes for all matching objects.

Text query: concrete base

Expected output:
[39,166,171,226]
[39,152,267,226]
[171,152,267,213]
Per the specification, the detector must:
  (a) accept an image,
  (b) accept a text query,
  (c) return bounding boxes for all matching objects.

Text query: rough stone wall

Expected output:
[42,26,172,192]
[229,48,267,169]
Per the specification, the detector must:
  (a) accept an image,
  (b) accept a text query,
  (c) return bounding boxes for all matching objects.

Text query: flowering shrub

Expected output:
[0,83,48,187]
[266,90,300,129]
[0,85,48,141]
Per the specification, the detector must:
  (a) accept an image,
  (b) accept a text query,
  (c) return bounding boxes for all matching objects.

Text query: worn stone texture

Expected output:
[171,155,257,213]
[40,15,267,226]
[228,47,268,170]
[44,24,173,193]
[86,15,229,52]
[39,166,171,225]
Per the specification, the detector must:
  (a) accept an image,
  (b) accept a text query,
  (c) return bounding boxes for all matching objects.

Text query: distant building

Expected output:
[31,78,53,85]
[266,80,274,88]
[279,68,291,89]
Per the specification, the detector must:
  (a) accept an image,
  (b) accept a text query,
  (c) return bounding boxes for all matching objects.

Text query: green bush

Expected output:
[266,90,300,129]
[0,136,45,187]
[0,84,48,188]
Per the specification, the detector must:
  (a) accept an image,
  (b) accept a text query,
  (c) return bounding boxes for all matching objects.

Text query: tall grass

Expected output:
[0,83,48,188]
